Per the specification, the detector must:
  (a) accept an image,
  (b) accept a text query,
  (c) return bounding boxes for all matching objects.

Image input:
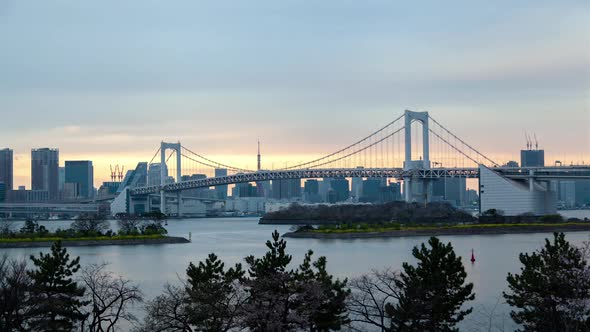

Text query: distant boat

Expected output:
[471,249,476,263]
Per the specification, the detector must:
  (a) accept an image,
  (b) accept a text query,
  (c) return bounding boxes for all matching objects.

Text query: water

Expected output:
[1,212,589,331]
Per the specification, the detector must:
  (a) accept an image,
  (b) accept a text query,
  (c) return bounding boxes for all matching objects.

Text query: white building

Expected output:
[479,165,556,216]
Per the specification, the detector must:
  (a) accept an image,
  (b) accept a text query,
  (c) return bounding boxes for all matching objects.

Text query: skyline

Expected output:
[1,1,589,186]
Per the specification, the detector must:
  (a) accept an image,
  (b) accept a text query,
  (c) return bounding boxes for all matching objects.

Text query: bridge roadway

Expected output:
[129,166,590,196]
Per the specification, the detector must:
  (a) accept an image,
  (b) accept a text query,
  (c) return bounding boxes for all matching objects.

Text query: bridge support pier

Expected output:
[403,177,412,202]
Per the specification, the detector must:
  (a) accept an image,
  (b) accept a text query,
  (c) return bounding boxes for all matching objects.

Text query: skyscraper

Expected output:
[31,148,59,199]
[0,148,13,191]
[65,160,94,199]
[215,168,228,199]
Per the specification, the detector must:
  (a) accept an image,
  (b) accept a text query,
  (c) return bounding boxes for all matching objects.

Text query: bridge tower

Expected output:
[160,142,182,216]
[403,110,431,203]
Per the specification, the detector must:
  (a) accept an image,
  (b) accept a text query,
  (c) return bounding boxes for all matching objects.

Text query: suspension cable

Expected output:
[428,115,498,166]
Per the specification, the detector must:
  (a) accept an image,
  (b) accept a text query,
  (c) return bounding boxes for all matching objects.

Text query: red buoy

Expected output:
[470,249,476,263]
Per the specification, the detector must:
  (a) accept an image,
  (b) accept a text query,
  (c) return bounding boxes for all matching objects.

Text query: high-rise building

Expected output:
[520,150,544,167]
[65,160,94,199]
[0,148,13,191]
[351,176,363,202]
[148,163,168,186]
[31,148,59,199]
[575,180,590,207]
[329,178,349,203]
[304,179,320,203]
[432,177,467,206]
[271,179,301,200]
[215,168,228,199]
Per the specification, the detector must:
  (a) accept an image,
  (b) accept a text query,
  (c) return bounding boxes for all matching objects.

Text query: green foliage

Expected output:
[387,237,475,332]
[504,232,590,331]
[27,241,88,331]
[295,250,350,331]
[185,253,245,332]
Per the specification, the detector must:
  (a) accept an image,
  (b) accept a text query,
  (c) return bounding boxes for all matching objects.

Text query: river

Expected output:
[1,210,589,331]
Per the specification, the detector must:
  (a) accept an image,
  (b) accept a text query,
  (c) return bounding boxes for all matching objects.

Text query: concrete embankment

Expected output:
[283,224,590,239]
[0,236,190,248]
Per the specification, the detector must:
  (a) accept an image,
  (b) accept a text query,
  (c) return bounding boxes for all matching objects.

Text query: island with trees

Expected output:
[259,202,590,239]
[0,212,189,248]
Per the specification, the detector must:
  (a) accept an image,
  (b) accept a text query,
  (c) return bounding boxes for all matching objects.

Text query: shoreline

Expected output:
[283,224,590,239]
[0,236,191,248]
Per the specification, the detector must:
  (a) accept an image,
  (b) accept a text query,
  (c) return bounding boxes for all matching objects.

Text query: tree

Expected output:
[79,263,143,332]
[347,269,401,332]
[71,214,110,235]
[0,255,31,331]
[27,241,88,331]
[504,232,590,332]
[185,253,246,332]
[117,214,142,235]
[294,251,350,331]
[136,284,193,332]
[387,237,474,332]
[243,230,296,331]
[242,230,349,332]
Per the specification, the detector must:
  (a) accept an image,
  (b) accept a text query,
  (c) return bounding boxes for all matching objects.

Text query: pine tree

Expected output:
[185,253,245,332]
[504,232,590,332]
[243,230,295,331]
[387,237,474,332]
[294,250,350,332]
[27,241,88,331]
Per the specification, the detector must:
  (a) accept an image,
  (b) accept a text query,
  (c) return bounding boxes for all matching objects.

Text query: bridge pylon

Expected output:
[403,110,431,203]
[160,142,182,216]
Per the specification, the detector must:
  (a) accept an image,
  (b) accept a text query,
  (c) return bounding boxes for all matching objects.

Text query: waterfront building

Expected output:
[233,182,257,198]
[520,149,544,167]
[558,181,576,208]
[361,179,381,203]
[0,182,5,202]
[6,189,49,202]
[575,180,590,207]
[0,148,13,191]
[65,160,94,199]
[214,168,228,199]
[479,165,555,215]
[117,162,148,192]
[31,148,59,199]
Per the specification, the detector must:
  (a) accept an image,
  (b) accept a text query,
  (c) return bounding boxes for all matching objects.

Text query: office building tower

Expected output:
[215,168,228,199]
[520,150,544,167]
[58,167,65,192]
[432,177,467,206]
[271,179,301,200]
[148,163,168,186]
[329,178,349,203]
[65,160,94,199]
[0,148,13,191]
[0,182,5,202]
[304,179,321,203]
[31,148,59,199]
[351,176,363,202]
[575,180,590,207]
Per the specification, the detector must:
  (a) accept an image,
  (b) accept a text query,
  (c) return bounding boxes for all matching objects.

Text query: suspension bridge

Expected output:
[112,110,590,217]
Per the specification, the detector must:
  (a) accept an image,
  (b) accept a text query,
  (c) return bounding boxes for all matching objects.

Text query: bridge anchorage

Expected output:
[111,110,590,217]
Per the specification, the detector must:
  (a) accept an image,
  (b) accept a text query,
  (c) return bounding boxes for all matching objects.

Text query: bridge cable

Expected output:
[278,114,405,170]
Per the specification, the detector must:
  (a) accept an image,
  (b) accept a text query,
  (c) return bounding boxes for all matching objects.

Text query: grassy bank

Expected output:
[0,234,166,243]
[308,222,590,234]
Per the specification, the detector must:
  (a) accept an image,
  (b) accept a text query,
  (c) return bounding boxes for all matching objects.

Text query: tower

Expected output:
[257,139,261,171]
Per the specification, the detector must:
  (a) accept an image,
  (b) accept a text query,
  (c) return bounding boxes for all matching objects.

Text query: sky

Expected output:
[0,0,589,187]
